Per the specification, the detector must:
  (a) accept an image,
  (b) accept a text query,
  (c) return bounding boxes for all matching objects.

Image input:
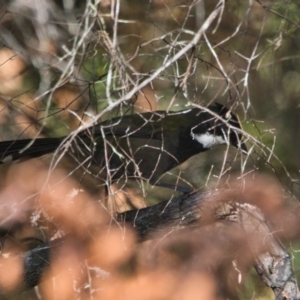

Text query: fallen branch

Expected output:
[2,190,299,299]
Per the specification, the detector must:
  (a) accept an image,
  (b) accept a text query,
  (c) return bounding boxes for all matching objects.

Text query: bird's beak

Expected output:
[240,142,248,154]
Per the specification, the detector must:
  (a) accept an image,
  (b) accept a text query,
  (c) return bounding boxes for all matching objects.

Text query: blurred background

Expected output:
[0,0,299,299]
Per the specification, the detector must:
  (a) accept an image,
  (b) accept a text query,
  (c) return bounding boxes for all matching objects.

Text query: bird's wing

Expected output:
[86,112,169,140]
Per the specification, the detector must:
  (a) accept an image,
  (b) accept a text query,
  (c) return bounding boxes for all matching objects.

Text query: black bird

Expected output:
[0,103,246,188]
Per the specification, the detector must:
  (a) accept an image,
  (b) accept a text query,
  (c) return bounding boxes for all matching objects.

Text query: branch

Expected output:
[2,190,299,299]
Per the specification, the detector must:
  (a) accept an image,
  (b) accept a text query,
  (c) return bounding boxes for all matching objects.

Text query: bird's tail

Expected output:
[0,137,65,164]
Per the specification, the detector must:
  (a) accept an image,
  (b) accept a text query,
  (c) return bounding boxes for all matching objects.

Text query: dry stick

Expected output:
[3,190,300,299]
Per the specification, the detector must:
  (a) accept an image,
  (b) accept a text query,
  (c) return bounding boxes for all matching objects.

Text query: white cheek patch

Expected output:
[192,132,226,149]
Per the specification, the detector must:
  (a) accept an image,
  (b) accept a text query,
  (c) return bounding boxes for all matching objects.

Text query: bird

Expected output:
[0,103,247,190]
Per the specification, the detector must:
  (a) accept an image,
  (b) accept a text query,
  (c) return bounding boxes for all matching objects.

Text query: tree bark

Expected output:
[2,190,299,299]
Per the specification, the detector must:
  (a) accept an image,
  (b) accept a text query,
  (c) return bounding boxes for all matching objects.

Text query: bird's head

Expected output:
[191,103,247,153]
